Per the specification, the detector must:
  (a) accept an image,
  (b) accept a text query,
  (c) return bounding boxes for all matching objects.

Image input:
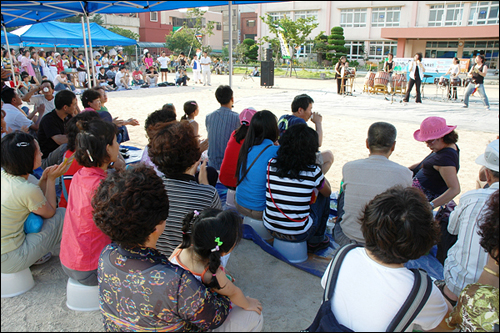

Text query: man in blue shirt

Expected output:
[205,85,240,171]
[278,94,333,174]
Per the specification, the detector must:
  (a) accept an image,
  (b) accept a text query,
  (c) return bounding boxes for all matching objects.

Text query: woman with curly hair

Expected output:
[93,165,237,332]
[263,124,332,253]
[59,119,119,285]
[235,110,279,220]
[148,120,221,257]
[447,190,499,332]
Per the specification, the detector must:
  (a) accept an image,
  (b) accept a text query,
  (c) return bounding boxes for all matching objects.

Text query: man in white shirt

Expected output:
[334,122,413,246]
[1,87,40,132]
[438,139,499,305]
[115,66,131,90]
[22,80,56,117]
[200,51,212,86]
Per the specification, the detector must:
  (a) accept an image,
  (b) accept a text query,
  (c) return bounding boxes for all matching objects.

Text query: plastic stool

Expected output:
[273,238,308,263]
[1,268,35,298]
[226,189,236,209]
[243,216,273,241]
[66,278,99,311]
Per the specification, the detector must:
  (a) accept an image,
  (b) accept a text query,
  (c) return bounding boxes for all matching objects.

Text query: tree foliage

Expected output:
[57,14,104,26]
[107,26,139,56]
[325,26,349,65]
[259,14,319,76]
[242,38,258,61]
[184,8,215,58]
[165,28,201,56]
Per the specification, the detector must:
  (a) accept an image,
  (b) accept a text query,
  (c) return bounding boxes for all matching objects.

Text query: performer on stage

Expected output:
[403,53,425,104]
[442,57,460,100]
[383,53,394,77]
[335,56,349,94]
[463,54,490,110]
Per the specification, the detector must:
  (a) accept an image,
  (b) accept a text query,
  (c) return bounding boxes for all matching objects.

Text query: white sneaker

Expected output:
[485,106,491,110]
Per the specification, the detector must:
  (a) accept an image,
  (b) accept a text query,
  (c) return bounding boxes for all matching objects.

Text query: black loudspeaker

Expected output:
[266,48,273,61]
[261,61,274,87]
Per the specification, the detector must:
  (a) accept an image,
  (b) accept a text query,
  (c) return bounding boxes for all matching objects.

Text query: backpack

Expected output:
[304,244,433,332]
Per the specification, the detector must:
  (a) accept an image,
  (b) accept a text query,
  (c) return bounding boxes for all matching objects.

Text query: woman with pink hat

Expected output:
[410,116,461,263]
[219,107,257,189]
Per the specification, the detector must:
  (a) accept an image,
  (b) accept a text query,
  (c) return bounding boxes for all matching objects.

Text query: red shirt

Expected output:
[56,59,64,74]
[60,166,110,271]
[59,150,84,208]
[219,130,244,188]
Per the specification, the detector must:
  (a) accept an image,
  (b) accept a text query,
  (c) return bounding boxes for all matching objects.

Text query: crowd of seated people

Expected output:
[1,65,499,331]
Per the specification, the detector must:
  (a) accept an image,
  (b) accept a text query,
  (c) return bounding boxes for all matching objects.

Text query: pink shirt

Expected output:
[144,57,154,68]
[60,166,110,271]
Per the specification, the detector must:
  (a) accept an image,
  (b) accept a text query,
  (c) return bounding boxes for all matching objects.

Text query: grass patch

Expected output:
[232,67,335,79]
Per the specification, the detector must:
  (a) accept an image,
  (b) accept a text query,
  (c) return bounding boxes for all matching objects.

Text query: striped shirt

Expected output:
[156,174,222,257]
[263,159,324,235]
[444,182,499,296]
[205,107,240,170]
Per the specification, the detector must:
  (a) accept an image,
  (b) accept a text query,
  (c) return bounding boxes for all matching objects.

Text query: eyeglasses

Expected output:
[425,139,438,145]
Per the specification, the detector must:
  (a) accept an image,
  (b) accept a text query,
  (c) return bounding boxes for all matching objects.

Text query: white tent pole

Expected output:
[228,1,233,88]
[135,44,138,69]
[2,25,17,87]
[86,14,97,87]
[81,15,91,89]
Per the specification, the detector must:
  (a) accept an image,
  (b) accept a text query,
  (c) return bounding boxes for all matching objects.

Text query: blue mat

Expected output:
[216,181,444,279]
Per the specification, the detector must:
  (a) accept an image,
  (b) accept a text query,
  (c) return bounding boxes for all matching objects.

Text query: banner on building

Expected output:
[276,24,291,59]
[391,58,471,74]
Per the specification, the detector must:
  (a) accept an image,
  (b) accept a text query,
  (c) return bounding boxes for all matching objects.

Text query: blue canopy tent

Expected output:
[11,21,137,47]
[2,1,283,87]
[1,30,21,44]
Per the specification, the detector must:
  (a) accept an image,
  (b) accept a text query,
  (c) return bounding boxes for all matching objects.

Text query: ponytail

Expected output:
[206,251,222,289]
[180,210,201,249]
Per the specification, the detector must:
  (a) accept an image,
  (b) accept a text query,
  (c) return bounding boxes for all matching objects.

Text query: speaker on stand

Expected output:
[261,61,274,88]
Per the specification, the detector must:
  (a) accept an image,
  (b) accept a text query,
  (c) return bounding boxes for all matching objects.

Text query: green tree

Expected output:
[57,14,104,26]
[326,26,349,66]
[312,31,329,61]
[185,8,215,58]
[257,36,281,63]
[260,14,319,77]
[107,26,139,56]
[233,43,249,64]
[242,38,258,61]
[165,28,201,56]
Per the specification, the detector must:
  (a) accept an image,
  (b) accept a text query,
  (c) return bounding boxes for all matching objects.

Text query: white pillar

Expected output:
[81,16,91,88]
[229,1,233,87]
[86,14,96,87]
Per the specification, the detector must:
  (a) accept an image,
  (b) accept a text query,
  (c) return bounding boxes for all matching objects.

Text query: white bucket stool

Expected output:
[1,268,35,298]
[66,278,99,311]
[226,189,236,209]
[243,216,273,241]
[273,238,308,263]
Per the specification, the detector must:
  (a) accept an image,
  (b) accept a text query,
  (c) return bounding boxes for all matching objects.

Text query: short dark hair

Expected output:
[75,119,117,167]
[148,121,201,176]
[1,87,17,104]
[477,54,486,63]
[415,53,423,61]
[291,94,314,113]
[274,124,319,180]
[144,106,177,138]
[55,90,76,110]
[1,132,37,176]
[65,111,101,152]
[442,130,458,144]
[182,100,198,120]
[92,165,169,247]
[367,122,397,153]
[361,186,440,265]
[388,53,393,57]
[41,79,54,90]
[478,190,499,265]
[81,89,101,108]
[215,85,233,105]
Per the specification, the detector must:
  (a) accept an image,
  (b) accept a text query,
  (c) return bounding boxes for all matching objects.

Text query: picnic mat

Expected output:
[216,183,444,280]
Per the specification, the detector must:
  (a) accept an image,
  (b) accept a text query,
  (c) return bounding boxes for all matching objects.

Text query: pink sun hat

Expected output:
[413,117,457,142]
[239,107,257,125]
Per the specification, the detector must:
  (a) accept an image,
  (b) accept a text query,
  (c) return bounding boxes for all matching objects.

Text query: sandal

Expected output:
[434,280,457,307]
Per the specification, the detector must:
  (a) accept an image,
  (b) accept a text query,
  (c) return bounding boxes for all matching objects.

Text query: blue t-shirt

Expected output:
[235,139,279,211]
[278,114,306,141]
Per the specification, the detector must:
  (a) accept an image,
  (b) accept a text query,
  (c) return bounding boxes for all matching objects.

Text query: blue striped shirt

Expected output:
[205,107,240,170]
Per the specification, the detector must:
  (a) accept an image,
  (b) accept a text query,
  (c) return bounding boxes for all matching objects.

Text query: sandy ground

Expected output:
[1,73,499,332]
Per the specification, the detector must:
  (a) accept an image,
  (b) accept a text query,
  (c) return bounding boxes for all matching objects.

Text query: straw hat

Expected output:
[413,117,457,142]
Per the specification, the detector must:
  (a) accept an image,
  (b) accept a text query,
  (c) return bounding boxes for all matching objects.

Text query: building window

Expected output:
[368,41,397,59]
[371,7,401,27]
[247,19,256,27]
[150,12,158,22]
[267,12,290,22]
[340,9,367,28]
[425,41,459,58]
[294,42,314,58]
[462,40,499,69]
[468,1,499,25]
[345,41,365,60]
[216,22,222,30]
[428,3,463,26]
[294,10,319,23]
[223,25,229,32]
